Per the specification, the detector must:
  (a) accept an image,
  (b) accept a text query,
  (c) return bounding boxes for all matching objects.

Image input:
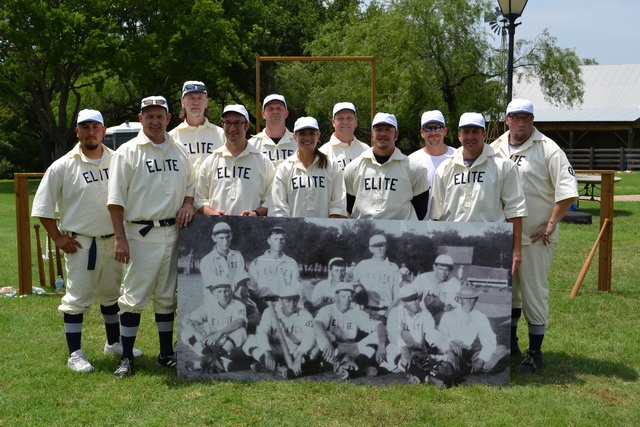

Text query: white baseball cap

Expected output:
[334,282,355,294]
[421,110,446,127]
[212,222,232,235]
[434,254,454,266]
[182,80,207,97]
[400,283,419,301]
[328,257,345,268]
[77,109,104,126]
[222,104,250,122]
[332,102,357,117]
[371,112,398,129]
[262,94,287,110]
[458,112,485,129]
[140,96,169,113]
[369,234,387,246]
[293,116,319,132]
[506,98,534,115]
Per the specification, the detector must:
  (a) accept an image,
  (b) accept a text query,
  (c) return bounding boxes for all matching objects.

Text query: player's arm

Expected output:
[38,217,82,254]
[313,317,335,360]
[506,217,522,274]
[108,204,129,264]
[531,197,576,245]
[177,196,194,227]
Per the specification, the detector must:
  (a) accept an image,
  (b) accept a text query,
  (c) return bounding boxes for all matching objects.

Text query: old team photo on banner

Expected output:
[176,215,513,387]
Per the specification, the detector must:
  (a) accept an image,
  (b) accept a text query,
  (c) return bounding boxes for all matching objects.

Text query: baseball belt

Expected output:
[71,232,115,270]
[131,219,176,237]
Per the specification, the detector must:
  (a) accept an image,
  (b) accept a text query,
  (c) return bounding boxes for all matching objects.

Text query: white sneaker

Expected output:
[68,349,94,373]
[103,341,143,358]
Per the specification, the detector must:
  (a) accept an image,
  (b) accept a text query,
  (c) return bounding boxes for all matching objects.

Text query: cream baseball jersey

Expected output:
[430,144,527,222]
[353,258,400,308]
[108,131,196,221]
[318,134,370,170]
[32,143,115,236]
[255,305,315,355]
[271,153,347,218]
[315,304,380,342]
[396,305,445,350]
[169,119,225,172]
[183,298,247,338]
[199,248,247,288]
[249,252,300,298]
[249,129,297,167]
[344,147,430,220]
[438,307,497,362]
[195,143,275,214]
[491,127,578,244]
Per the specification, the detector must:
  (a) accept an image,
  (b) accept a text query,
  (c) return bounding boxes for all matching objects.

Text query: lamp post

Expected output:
[497,0,528,103]
[216,89,228,110]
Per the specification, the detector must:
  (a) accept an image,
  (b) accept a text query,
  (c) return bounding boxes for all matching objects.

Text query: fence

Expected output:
[564,148,640,171]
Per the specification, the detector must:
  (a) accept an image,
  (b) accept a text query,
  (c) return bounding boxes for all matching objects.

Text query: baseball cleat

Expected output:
[157,353,178,368]
[114,358,133,378]
[67,349,94,373]
[104,340,143,358]
[516,349,544,373]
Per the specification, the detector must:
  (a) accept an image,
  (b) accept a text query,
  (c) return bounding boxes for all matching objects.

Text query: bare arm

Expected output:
[108,204,129,264]
[531,198,577,245]
[506,217,522,274]
[38,217,82,254]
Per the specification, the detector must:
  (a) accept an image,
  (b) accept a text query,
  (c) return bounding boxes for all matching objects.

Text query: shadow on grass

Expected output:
[511,351,638,386]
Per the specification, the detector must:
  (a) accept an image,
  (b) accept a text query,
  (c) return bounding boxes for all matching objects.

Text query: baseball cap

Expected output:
[371,112,398,129]
[182,80,207,97]
[400,284,419,301]
[456,285,480,299]
[262,94,287,110]
[293,116,319,133]
[421,110,446,127]
[333,102,357,117]
[334,282,355,294]
[279,284,301,299]
[369,234,387,247]
[77,109,104,126]
[506,99,534,115]
[140,96,169,113]
[434,254,454,266]
[458,112,485,129]
[268,226,285,237]
[212,222,232,235]
[206,282,232,292]
[328,257,345,269]
[222,104,250,122]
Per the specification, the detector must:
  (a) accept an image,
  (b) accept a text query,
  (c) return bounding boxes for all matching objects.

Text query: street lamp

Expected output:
[216,89,228,110]
[497,0,528,103]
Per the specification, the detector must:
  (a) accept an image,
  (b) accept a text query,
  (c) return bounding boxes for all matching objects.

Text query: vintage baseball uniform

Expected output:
[430,144,527,222]
[199,247,247,289]
[315,304,380,346]
[195,143,275,214]
[492,127,578,325]
[310,279,339,307]
[169,118,225,172]
[353,258,401,309]
[249,251,301,298]
[271,153,347,218]
[254,305,315,359]
[344,147,430,220]
[411,272,462,313]
[249,129,297,167]
[32,143,121,314]
[439,306,497,363]
[182,297,248,355]
[396,304,446,351]
[108,130,196,313]
[318,134,369,170]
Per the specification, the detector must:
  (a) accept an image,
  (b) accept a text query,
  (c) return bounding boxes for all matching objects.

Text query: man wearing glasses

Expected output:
[108,96,196,378]
[409,110,456,220]
[491,99,578,373]
[169,81,225,172]
[249,94,297,167]
[196,104,275,217]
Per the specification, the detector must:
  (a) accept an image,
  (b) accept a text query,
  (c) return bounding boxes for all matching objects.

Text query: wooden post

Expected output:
[15,173,44,295]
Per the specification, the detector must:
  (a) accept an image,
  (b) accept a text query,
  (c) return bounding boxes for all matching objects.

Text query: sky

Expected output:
[508,0,640,65]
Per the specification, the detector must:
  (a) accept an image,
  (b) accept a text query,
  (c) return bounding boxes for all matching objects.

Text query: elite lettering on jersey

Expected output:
[291,175,326,190]
[264,148,295,162]
[216,166,252,179]
[364,177,398,191]
[331,319,354,331]
[82,168,109,184]
[185,141,215,156]
[512,155,526,166]
[145,158,180,173]
[453,170,485,185]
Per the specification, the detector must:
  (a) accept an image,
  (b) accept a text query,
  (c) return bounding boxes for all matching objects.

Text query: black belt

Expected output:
[132,219,176,237]
[71,232,115,270]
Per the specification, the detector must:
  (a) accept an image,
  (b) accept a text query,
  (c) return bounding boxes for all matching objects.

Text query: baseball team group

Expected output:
[32,79,578,385]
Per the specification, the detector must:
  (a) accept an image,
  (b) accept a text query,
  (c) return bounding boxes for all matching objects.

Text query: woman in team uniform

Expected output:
[271,117,347,218]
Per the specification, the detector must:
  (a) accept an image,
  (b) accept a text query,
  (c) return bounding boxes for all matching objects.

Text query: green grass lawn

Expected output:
[1,178,639,426]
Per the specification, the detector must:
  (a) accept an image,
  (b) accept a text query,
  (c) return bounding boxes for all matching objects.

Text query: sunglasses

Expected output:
[422,124,445,132]
[183,83,207,92]
[141,99,168,106]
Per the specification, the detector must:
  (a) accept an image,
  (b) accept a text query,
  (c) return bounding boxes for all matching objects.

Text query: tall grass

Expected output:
[1,178,638,426]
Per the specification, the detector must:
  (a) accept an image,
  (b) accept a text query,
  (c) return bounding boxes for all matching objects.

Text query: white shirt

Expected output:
[315,304,379,342]
[108,130,196,221]
[318,134,370,170]
[249,251,300,298]
[491,127,578,244]
[353,258,400,308]
[430,144,527,222]
[169,118,225,172]
[32,143,114,236]
[195,143,275,214]
[271,152,347,218]
[199,248,247,288]
[256,305,315,357]
[249,129,297,167]
[439,307,496,363]
[344,147,430,220]
[409,146,456,220]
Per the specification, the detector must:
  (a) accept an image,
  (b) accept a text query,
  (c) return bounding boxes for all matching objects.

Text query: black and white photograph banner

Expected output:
[176,215,513,387]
